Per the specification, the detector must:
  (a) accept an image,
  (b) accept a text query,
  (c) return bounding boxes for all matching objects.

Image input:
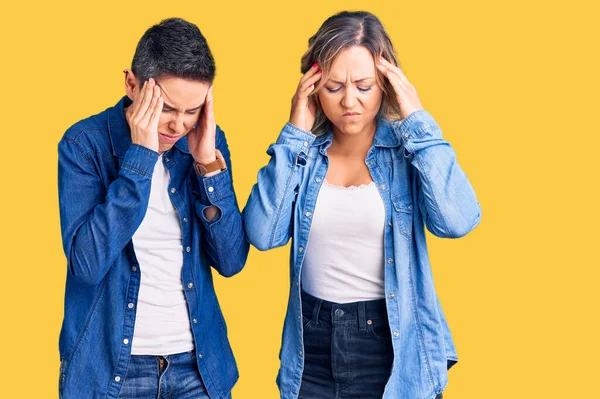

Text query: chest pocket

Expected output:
[391,192,413,239]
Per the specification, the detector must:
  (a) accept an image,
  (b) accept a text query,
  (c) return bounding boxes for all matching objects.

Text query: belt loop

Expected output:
[312,299,323,327]
[358,302,366,331]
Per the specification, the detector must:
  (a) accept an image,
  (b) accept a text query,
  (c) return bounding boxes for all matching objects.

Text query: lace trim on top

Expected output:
[323,180,376,191]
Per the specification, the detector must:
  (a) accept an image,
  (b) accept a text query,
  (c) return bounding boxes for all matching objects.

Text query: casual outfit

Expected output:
[243,111,481,399]
[57,96,248,399]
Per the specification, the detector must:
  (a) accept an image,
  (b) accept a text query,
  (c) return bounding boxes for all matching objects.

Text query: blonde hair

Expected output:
[301,11,402,136]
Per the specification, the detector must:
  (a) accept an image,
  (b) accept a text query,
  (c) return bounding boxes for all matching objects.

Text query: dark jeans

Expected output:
[116,350,229,399]
[299,291,443,399]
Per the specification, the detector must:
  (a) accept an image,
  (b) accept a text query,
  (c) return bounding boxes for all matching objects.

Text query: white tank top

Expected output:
[131,155,194,355]
[301,180,386,303]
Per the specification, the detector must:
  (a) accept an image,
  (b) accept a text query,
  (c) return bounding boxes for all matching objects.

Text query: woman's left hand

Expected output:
[376,58,424,119]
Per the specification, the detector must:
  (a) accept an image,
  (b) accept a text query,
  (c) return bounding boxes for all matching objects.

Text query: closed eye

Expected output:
[326,87,342,93]
[358,87,372,92]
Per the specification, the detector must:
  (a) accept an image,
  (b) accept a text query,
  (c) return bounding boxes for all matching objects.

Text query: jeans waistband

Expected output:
[301,290,388,330]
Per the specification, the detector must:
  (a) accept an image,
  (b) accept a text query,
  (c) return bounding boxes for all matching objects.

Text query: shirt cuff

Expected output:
[195,169,234,206]
[121,144,159,179]
[276,122,317,151]
[397,110,441,141]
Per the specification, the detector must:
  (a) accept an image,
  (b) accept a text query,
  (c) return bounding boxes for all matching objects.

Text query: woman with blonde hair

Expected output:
[244,11,481,399]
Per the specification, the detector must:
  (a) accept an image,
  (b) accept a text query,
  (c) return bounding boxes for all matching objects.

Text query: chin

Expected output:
[158,143,175,153]
[334,121,368,135]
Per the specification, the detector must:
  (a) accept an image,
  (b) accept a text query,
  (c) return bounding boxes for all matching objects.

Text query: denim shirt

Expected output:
[57,96,249,399]
[243,110,481,399]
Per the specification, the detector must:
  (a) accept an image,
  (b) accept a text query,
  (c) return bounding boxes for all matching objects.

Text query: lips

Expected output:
[159,133,181,143]
[342,112,361,117]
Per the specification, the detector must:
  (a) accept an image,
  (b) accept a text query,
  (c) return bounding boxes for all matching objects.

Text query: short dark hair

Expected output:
[131,18,215,84]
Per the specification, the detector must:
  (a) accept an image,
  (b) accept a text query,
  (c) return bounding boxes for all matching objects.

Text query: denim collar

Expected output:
[312,118,401,154]
[107,96,191,158]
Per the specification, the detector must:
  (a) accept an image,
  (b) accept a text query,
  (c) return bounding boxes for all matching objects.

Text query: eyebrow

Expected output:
[154,81,204,112]
[162,102,203,112]
[328,77,375,85]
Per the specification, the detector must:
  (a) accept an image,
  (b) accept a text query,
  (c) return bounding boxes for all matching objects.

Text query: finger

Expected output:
[140,84,160,126]
[149,96,163,129]
[299,62,320,85]
[378,58,409,84]
[130,80,148,117]
[298,71,322,98]
[376,61,403,97]
[136,78,156,122]
[202,86,215,131]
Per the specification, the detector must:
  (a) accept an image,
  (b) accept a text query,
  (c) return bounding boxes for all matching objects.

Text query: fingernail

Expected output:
[312,62,318,68]
[316,70,322,75]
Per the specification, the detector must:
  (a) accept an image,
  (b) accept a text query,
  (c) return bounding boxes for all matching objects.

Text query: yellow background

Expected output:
[1,0,598,397]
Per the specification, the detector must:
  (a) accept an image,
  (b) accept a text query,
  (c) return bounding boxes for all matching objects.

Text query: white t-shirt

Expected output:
[301,180,386,303]
[131,155,194,355]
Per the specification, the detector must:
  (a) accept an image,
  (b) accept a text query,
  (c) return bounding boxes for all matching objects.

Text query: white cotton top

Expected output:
[131,155,194,355]
[301,180,386,303]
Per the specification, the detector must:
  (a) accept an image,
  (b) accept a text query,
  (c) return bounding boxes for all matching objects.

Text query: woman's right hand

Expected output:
[127,78,163,153]
[289,63,322,132]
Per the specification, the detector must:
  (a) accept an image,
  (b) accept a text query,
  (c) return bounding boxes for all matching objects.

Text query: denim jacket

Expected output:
[57,96,249,399]
[243,110,481,399]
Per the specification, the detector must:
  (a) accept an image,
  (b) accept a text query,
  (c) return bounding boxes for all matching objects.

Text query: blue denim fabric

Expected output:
[116,351,231,399]
[298,291,394,399]
[243,111,481,399]
[57,96,249,399]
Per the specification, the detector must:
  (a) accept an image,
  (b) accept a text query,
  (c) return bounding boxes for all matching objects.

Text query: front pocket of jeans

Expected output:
[366,319,392,341]
[302,314,313,331]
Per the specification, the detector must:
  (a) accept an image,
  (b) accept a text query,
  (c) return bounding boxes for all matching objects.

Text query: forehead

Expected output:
[155,76,210,108]
[329,46,376,79]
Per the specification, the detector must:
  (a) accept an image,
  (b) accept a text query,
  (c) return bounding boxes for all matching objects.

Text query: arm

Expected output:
[243,123,315,251]
[192,126,249,277]
[377,58,481,238]
[58,138,157,286]
[244,63,322,251]
[399,110,481,238]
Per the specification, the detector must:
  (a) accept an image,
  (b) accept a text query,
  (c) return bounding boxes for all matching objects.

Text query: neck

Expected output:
[330,121,377,157]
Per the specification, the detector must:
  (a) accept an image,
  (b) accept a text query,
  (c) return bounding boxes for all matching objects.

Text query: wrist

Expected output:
[194,149,226,176]
[193,149,216,164]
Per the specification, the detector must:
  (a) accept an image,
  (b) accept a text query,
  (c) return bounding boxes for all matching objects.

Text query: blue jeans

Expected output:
[117,350,229,399]
[299,291,443,399]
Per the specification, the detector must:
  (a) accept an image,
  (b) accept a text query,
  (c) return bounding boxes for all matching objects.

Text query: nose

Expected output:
[168,114,186,135]
[341,87,358,109]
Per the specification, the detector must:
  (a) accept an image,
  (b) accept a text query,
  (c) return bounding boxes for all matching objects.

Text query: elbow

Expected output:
[440,204,482,239]
[214,241,250,278]
[216,265,244,278]
[243,217,274,251]
[242,205,289,251]
[68,256,105,287]
[245,228,277,251]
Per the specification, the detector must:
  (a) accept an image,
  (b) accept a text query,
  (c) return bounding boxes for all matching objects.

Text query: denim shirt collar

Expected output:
[107,96,191,158]
[312,117,401,154]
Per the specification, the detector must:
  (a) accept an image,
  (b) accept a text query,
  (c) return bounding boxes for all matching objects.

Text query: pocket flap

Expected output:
[391,192,413,214]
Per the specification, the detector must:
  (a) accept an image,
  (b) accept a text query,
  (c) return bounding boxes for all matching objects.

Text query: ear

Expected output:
[123,69,139,101]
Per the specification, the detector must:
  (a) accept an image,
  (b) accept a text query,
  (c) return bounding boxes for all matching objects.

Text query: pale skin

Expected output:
[124,72,220,221]
[289,46,424,187]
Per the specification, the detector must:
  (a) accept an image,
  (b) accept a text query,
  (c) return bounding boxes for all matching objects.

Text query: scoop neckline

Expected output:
[323,179,376,191]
